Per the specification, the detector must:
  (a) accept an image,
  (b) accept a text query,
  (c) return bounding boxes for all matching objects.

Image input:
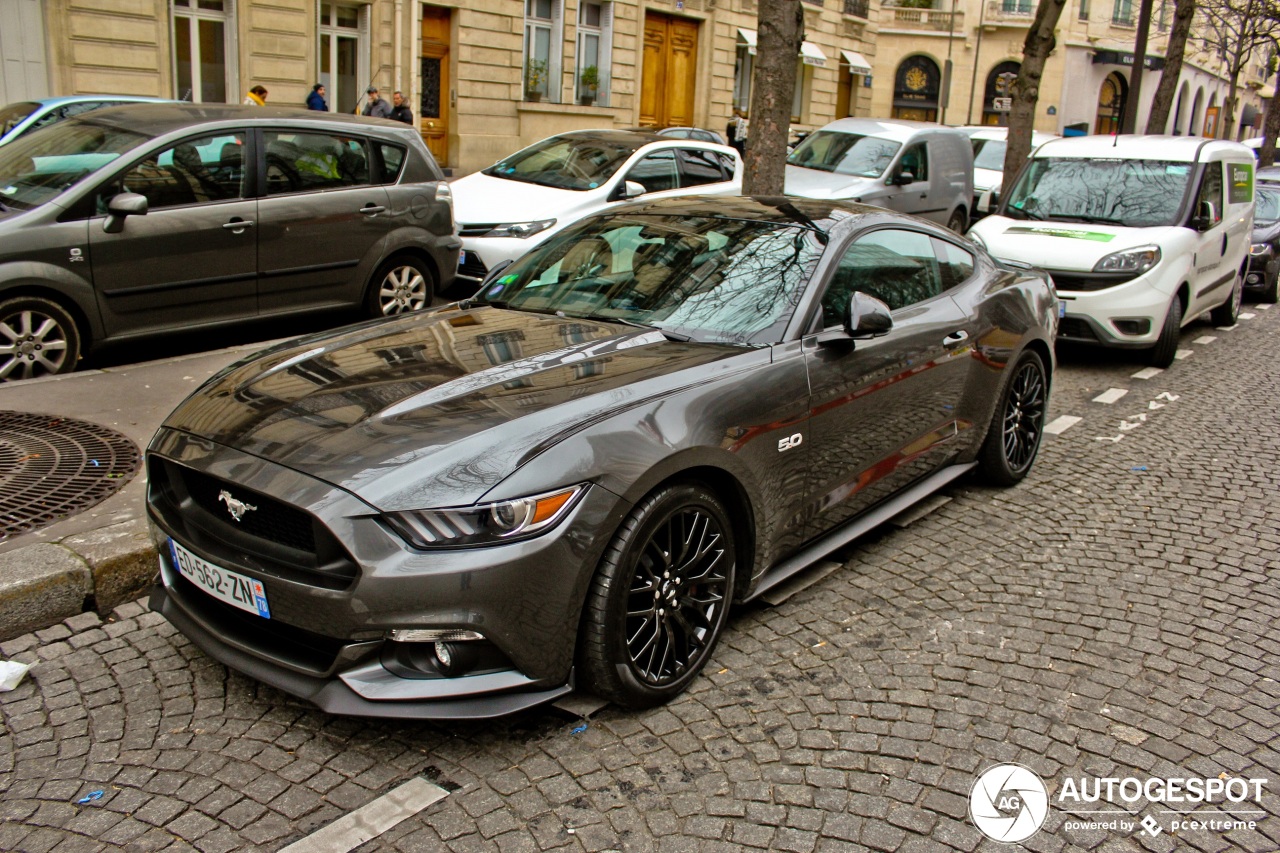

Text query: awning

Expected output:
[737,28,758,55]
[841,49,872,75]
[736,28,827,67]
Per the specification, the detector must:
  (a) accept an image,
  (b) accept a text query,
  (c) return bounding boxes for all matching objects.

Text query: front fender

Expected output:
[0,258,104,340]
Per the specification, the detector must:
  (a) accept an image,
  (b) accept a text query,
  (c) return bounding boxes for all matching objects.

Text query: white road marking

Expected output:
[1174,349,1193,360]
[1257,304,1271,310]
[1239,312,1257,320]
[1092,388,1129,404]
[1216,324,1238,331]
[279,777,450,853]
[1045,415,1083,435]
[1131,367,1163,380]
[1192,336,1217,345]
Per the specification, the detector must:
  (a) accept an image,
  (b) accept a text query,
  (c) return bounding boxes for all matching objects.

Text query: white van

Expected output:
[785,118,974,232]
[968,135,1254,366]
[961,126,1059,214]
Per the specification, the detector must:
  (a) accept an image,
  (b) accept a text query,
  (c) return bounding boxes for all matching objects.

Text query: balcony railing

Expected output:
[887,6,964,30]
[845,0,870,17]
[986,0,1033,20]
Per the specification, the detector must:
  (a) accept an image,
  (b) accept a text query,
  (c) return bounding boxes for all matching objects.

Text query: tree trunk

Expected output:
[1145,0,1196,134]
[1259,86,1280,166]
[1002,0,1068,194]
[743,0,804,196]
[1120,0,1154,134]
[1222,66,1241,139]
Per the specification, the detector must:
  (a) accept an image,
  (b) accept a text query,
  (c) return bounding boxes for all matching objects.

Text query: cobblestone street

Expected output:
[2,306,1278,853]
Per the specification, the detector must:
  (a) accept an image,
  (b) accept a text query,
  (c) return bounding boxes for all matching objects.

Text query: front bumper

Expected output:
[457,234,549,286]
[1048,269,1173,347]
[1244,254,1276,292]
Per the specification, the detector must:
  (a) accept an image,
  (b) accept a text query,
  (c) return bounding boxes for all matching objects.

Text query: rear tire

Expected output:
[977,350,1047,486]
[1148,296,1183,368]
[947,207,968,234]
[365,256,434,318]
[0,296,82,382]
[1209,270,1243,326]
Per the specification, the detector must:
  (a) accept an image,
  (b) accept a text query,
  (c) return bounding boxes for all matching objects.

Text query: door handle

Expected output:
[361,205,387,216]
[222,219,254,232]
[943,330,969,347]
[1222,234,1229,255]
[920,193,927,198]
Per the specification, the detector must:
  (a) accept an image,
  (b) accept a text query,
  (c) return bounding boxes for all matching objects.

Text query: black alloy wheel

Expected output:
[978,349,1047,486]
[581,483,737,708]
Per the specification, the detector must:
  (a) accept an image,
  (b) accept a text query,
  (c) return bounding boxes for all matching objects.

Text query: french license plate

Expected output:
[169,538,271,619]
[1058,301,1067,318]
[458,250,466,265]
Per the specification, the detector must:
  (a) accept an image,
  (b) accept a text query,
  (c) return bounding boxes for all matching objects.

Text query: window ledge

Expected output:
[517,101,616,116]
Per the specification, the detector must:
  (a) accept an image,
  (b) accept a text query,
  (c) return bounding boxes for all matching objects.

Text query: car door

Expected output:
[1188,160,1235,315]
[254,129,391,314]
[87,130,257,337]
[884,141,937,221]
[801,227,972,539]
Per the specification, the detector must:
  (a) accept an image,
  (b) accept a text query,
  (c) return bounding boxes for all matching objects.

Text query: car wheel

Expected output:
[580,483,737,709]
[0,296,82,382]
[1147,295,1183,368]
[1263,264,1280,304]
[1210,270,1243,325]
[947,207,968,234]
[977,350,1047,486]
[366,256,434,317]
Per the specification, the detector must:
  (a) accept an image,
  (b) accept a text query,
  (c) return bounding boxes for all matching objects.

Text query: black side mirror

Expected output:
[1191,200,1217,232]
[890,170,915,186]
[103,192,148,234]
[846,291,894,338]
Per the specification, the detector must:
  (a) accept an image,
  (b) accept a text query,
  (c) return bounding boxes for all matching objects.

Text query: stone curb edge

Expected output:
[0,518,157,642]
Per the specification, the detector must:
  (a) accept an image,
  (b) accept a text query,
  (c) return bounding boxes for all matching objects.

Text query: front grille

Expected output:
[459,253,489,280]
[1057,317,1098,341]
[182,466,315,552]
[1048,270,1139,292]
[458,223,499,237]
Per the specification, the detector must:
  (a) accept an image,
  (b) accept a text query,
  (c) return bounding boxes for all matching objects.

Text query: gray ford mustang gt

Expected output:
[147,196,1058,719]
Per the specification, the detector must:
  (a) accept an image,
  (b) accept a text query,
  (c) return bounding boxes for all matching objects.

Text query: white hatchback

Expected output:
[451,130,742,286]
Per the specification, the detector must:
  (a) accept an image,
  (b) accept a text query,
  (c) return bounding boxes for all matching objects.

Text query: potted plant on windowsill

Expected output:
[578,65,599,106]
[524,59,548,102]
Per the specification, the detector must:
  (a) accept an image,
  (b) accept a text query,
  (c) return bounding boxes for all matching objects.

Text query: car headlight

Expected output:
[1093,245,1161,275]
[383,484,585,549]
[483,219,556,239]
[1250,242,1272,256]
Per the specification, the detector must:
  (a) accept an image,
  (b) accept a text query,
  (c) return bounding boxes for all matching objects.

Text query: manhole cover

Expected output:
[0,412,142,540]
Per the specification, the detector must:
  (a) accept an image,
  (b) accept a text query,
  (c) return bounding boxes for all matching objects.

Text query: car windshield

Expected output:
[0,118,149,210]
[971,138,1007,171]
[787,131,902,177]
[0,102,39,140]
[1256,187,1280,223]
[1003,157,1192,227]
[481,135,640,191]
[478,213,824,345]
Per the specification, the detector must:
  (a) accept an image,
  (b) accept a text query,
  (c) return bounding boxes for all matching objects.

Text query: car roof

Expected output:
[63,102,420,137]
[1032,134,1253,162]
[965,126,1059,144]
[812,117,967,142]
[612,194,902,230]
[25,95,173,108]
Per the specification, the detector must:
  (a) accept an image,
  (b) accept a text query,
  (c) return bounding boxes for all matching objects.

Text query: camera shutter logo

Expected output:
[969,764,1050,842]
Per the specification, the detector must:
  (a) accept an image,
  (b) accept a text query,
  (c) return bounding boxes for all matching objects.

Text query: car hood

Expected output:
[973,167,1002,194]
[783,165,877,200]
[1253,219,1280,244]
[970,215,1177,271]
[451,171,601,225]
[159,306,748,510]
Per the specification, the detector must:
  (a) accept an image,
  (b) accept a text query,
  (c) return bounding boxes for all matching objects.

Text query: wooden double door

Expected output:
[420,6,450,165]
[640,12,698,128]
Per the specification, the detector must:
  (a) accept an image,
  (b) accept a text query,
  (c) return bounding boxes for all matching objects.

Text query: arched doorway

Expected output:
[1172,81,1190,135]
[893,55,941,122]
[983,61,1020,126]
[1095,72,1127,134]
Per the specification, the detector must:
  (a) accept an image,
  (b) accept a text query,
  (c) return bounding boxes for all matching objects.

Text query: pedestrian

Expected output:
[726,107,748,155]
[306,83,327,111]
[362,87,392,119]
[390,90,414,124]
[243,85,268,106]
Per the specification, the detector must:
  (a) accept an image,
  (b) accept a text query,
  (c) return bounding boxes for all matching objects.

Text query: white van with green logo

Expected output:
[967,135,1255,367]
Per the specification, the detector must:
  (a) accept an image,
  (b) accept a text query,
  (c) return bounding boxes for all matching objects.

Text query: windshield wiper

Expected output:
[567,313,692,342]
[1010,205,1047,221]
[1058,213,1126,226]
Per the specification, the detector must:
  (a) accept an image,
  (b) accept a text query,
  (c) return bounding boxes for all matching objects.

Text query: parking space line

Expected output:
[1239,312,1256,320]
[1258,304,1272,310]
[1192,336,1217,345]
[1092,388,1128,404]
[279,777,450,853]
[1174,349,1193,360]
[1131,367,1163,379]
[1045,415,1083,435]
[1216,324,1238,331]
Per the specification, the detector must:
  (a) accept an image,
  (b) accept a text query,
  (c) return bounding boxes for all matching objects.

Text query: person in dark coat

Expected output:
[390,91,414,124]
[306,84,327,111]
[362,87,392,119]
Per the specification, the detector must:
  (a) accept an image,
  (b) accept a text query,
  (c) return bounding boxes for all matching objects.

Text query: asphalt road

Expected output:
[1,304,1278,852]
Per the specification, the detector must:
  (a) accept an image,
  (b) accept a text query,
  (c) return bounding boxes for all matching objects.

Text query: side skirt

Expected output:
[746,462,977,603]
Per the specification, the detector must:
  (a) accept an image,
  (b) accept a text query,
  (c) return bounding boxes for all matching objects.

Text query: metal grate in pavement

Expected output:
[0,411,141,540]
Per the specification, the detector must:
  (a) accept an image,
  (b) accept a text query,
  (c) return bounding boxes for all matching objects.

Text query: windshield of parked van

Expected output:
[971,138,1008,171]
[1003,157,1192,227]
[481,135,639,191]
[479,214,824,345]
[0,118,148,211]
[1256,187,1280,223]
[787,131,901,177]
[0,102,39,140]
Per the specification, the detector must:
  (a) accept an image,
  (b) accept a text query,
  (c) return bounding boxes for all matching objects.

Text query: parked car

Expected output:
[0,95,173,146]
[969,135,1255,367]
[146,195,1057,719]
[626,126,728,145]
[961,126,1058,215]
[0,103,458,381]
[784,118,974,232]
[1246,183,1280,302]
[451,130,741,287]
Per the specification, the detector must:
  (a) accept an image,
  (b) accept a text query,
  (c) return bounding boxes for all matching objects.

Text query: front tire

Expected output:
[1263,263,1280,304]
[977,350,1047,486]
[947,207,968,234]
[579,483,737,709]
[365,256,434,318]
[1148,295,1183,368]
[0,296,82,381]
[1210,270,1243,326]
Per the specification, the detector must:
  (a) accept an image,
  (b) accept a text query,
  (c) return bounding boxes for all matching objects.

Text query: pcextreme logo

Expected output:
[969,764,1049,843]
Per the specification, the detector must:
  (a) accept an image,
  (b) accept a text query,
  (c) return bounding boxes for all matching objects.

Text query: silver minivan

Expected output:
[785,118,974,232]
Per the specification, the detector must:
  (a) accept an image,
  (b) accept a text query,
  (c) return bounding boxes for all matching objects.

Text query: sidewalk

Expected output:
[0,342,271,639]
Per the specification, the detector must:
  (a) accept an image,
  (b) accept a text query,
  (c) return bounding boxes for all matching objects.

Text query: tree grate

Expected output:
[0,411,141,541]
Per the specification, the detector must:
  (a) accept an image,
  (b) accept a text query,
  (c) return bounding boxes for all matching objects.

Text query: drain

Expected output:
[0,412,141,540]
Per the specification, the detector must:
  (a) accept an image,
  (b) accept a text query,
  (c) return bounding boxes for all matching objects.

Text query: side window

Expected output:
[377,143,406,184]
[678,148,728,188]
[932,237,975,291]
[896,142,928,184]
[1194,162,1224,225]
[624,150,678,194]
[821,229,943,325]
[264,131,370,195]
[716,152,736,180]
[99,132,246,212]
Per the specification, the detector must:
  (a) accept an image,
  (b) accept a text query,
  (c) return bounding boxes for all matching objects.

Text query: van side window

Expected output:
[821,229,943,324]
[896,143,928,183]
[1194,163,1224,226]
